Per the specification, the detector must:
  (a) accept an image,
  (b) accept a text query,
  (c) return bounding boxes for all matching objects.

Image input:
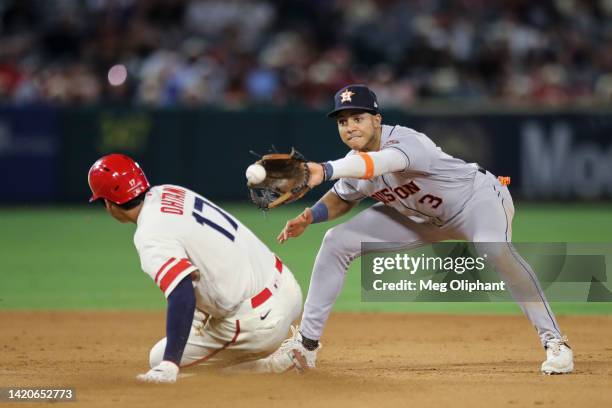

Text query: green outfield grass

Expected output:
[1,202,611,315]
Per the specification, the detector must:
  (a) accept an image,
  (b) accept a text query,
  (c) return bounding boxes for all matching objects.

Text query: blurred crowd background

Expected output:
[1,0,612,109]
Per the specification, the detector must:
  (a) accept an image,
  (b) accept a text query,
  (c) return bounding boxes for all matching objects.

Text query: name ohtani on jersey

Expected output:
[160,186,186,215]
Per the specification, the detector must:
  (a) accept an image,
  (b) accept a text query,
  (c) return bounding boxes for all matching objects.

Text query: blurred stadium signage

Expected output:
[2,107,612,203]
[0,107,59,202]
[97,112,151,154]
[522,121,612,199]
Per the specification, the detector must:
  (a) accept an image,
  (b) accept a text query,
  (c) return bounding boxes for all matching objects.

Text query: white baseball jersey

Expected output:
[134,185,278,318]
[333,124,478,225]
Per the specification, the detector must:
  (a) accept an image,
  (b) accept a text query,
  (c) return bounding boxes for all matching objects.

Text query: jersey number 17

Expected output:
[191,196,239,241]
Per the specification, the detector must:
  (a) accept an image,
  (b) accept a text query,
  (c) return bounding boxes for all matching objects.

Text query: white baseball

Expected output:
[246,164,266,184]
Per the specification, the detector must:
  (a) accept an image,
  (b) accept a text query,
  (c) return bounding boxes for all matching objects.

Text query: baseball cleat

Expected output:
[222,326,320,374]
[258,325,321,373]
[541,337,573,375]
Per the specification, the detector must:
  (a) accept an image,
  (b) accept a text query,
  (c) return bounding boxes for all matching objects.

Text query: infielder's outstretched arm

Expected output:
[280,149,406,243]
[277,191,356,243]
[307,148,408,186]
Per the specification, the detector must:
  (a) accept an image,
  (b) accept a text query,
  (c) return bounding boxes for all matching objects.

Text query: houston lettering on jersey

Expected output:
[371,181,443,209]
[371,181,421,204]
[161,186,186,215]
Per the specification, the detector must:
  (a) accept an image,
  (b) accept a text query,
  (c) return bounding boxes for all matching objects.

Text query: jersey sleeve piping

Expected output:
[154,257,176,282]
[382,125,412,170]
[155,257,198,298]
[162,267,196,298]
[385,145,411,171]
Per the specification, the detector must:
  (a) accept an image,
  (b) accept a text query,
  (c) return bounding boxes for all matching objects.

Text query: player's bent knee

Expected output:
[321,226,359,256]
[321,227,340,247]
[474,242,512,266]
[149,338,166,368]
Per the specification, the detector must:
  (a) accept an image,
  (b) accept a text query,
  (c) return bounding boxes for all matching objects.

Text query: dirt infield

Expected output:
[1,311,610,408]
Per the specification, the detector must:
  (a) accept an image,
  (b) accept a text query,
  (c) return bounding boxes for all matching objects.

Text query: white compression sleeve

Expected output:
[326,148,408,180]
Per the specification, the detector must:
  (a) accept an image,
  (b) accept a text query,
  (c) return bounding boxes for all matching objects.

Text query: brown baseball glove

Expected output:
[247,148,311,210]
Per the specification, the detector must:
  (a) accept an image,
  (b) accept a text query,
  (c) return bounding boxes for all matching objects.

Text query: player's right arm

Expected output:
[305,148,409,187]
[277,190,357,243]
[134,233,198,382]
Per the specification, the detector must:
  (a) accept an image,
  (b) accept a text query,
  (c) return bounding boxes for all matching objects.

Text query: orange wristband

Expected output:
[359,152,375,179]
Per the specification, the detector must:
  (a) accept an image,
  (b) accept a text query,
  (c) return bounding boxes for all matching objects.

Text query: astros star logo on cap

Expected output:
[340,89,355,103]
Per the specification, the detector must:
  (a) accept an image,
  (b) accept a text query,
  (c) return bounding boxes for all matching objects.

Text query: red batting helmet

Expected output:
[88,154,150,204]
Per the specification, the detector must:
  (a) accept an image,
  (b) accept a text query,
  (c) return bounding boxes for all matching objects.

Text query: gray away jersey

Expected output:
[333,124,479,226]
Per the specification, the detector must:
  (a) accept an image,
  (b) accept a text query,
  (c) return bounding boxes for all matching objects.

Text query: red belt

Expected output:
[250,256,283,308]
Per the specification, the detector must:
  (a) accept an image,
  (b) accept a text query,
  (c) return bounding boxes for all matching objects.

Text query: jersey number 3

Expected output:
[192,196,238,241]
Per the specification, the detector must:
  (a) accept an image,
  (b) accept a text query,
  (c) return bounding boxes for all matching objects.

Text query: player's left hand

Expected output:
[136,361,179,383]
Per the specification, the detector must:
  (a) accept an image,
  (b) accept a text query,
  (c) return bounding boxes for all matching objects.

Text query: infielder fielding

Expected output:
[87,154,303,382]
[248,84,573,375]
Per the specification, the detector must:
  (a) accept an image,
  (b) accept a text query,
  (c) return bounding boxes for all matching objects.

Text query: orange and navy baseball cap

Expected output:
[327,84,380,118]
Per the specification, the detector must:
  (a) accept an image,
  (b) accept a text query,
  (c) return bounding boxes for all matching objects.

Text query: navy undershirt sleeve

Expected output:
[163,275,196,365]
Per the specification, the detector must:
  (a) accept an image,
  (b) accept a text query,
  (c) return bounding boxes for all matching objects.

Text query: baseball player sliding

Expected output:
[245,84,574,375]
[87,154,303,382]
